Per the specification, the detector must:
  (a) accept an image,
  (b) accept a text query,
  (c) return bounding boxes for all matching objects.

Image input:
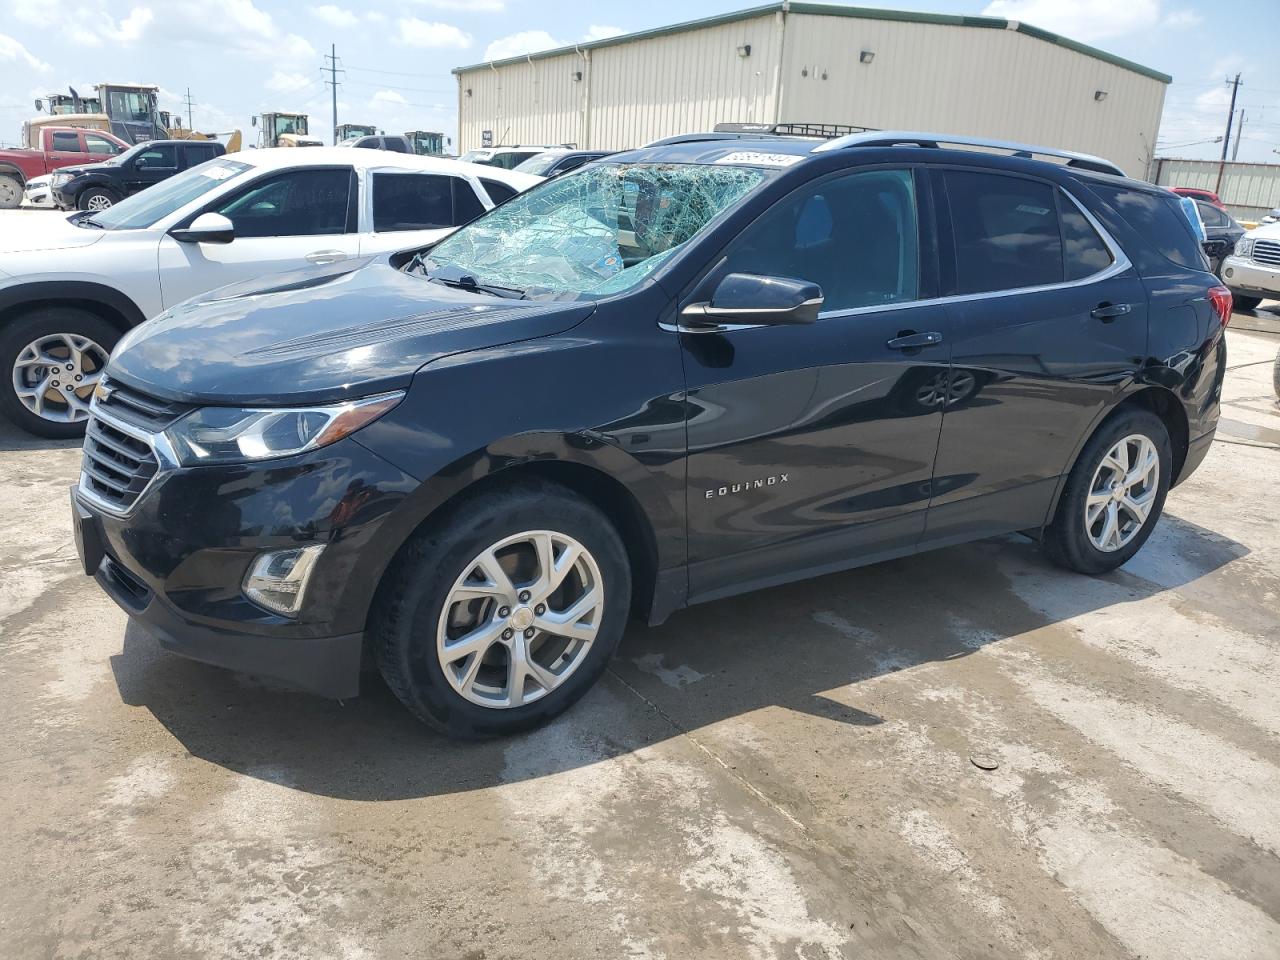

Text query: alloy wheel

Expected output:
[85,194,114,211]
[1084,434,1159,552]
[436,530,605,709]
[11,333,108,423]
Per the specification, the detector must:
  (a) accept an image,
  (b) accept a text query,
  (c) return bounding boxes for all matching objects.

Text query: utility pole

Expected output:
[1232,109,1245,162]
[184,87,195,131]
[324,44,342,144]
[1216,72,1242,195]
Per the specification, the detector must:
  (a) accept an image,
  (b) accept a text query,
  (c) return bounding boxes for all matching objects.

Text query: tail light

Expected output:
[1207,285,1232,327]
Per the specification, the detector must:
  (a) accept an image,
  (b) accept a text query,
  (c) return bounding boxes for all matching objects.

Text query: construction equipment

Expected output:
[95,83,167,143]
[29,84,241,153]
[36,92,102,116]
[405,130,448,156]
[255,112,316,148]
[335,123,377,142]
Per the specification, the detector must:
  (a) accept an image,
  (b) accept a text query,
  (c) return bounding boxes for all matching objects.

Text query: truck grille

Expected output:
[1253,239,1280,268]
[81,415,161,513]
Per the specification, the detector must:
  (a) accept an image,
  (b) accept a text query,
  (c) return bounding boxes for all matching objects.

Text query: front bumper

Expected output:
[1221,256,1280,298]
[72,434,419,698]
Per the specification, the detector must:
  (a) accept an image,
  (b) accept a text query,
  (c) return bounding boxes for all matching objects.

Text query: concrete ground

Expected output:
[0,321,1278,960]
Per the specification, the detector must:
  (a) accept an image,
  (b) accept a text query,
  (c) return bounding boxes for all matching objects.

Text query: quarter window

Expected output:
[721,168,921,313]
[1090,183,1207,270]
[946,171,1063,294]
[479,178,517,205]
[212,168,352,238]
[1058,193,1114,280]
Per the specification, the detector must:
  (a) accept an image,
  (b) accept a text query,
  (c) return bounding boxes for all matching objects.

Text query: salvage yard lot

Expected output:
[1,324,1278,959]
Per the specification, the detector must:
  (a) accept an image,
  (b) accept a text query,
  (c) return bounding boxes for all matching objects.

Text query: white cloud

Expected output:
[397,17,472,48]
[372,89,409,105]
[311,4,359,28]
[1163,8,1202,28]
[483,29,559,61]
[264,70,313,94]
[148,0,315,63]
[0,32,50,71]
[982,0,1159,42]
[416,0,505,10]
[109,6,153,42]
[583,24,624,42]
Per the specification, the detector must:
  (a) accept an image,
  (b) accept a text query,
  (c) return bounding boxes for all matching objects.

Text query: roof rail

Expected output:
[646,122,878,148]
[644,131,814,147]
[812,131,1125,177]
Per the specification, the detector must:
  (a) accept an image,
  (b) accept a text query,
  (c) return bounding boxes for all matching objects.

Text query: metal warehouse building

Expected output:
[454,2,1170,175]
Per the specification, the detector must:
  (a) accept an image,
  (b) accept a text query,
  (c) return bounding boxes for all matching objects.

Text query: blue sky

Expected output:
[1,0,1277,163]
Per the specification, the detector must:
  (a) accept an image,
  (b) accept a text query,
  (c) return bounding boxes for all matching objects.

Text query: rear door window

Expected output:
[373,172,471,230]
[946,171,1063,294]
[1089,183,1207,270]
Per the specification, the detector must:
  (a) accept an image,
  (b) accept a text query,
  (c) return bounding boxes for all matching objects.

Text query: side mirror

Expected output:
[170,212,235,245]
[34,98,44,112]
[683,273,823,326]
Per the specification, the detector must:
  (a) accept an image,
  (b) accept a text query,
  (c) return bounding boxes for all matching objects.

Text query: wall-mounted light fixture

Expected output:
[1094,89,1108,101]
[737,44,752,58]
[859,49,875,64]
[572,70,583,82]
[465,88,473,97]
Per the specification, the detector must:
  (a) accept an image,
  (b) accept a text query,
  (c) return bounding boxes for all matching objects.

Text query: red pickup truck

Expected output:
[0,126,129,209]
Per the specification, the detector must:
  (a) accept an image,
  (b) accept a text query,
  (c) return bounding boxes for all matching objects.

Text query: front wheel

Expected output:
[372,479,632,737]
[76,187,118,212]
[1043,408,1172,575]
[0,175,21,210]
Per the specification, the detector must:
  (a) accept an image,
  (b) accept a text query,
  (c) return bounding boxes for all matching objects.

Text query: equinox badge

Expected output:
[705,474,790,499]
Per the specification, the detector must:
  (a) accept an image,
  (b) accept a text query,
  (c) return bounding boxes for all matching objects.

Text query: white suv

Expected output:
[0,148,540,436]
[1221,221,1280,311]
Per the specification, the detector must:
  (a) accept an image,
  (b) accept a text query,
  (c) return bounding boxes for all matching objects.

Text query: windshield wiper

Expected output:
[422,263,528,300]
[76,216,105,229]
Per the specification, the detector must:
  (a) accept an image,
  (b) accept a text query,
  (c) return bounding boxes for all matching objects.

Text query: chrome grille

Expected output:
[1253,239,1280,268]
[80,415,160,512]
[96,377,192,431]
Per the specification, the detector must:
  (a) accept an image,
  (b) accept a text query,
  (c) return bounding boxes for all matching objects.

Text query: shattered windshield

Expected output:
[421,162,768,299]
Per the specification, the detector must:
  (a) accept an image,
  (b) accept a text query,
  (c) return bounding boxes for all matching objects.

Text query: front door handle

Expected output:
[306,249,348,265]
[1090,302,1132,321]
[886,331,943,350]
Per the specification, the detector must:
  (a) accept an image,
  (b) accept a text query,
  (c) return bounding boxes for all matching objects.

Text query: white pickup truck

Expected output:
[1221,221,1280,311]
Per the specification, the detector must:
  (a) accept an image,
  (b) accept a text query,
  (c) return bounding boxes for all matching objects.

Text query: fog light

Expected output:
[243,544,326,617]
[1223,267,1233,279]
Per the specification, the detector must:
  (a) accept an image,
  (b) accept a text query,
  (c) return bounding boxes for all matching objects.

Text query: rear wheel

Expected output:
[0,308,118,438]
[1043,408,1171,574]
[0,175,20,210]
[76,187,118,212]
[372,479,632,737]
[1233,294,1262,312]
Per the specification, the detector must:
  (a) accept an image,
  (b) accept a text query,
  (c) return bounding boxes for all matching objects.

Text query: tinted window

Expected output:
[1091,183,1206,270]
[479,178,517,205]
[84,134,120,156]
[489,151,538,170]
[1058,192,1114,280]
[184,144,219,166]
[554,154,596,175]
[355,137,379,149]
[947,171,1062,294]
[373,173,453,230]
[214,168,351,238]
[383,137,410,154]
[138,145,177,169]
[1197,201,1229,228]
[51,132,80,152]
[453,181,485,225]
[722,168,920,313]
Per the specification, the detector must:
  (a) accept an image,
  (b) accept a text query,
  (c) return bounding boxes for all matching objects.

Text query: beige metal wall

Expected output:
[457,10,1166,174]
[1153,158,1280,222]
[779,15,1165,174]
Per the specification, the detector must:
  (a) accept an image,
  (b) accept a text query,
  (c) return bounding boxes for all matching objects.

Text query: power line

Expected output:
[341,77,455,96]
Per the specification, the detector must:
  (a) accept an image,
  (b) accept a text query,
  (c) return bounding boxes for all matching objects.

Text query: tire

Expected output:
[76,187,118,212]
[0,308,119,438]
[372,478,632,737]
[0,174,21,210]
[1043,407,1172,575]
[1233,294,1262,312]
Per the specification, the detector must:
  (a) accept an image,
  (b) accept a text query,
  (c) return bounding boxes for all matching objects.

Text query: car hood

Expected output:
[1245,220,1280,240]
[58,160,114,178]
[0,213,106,253]
[107,258,596,406]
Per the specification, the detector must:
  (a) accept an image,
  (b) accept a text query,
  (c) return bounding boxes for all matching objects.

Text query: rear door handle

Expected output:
[886,331,943,350]
[1090,302,1132,321]
[306,250,348,265]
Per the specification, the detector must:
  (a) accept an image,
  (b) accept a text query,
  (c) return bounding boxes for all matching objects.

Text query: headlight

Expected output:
[164,391,403,466]
[1234,237,1254,259]
[51,172,73,186]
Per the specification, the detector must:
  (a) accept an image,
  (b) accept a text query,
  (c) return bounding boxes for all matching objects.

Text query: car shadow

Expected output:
[107,511,1249,801]
[0,418,84,454]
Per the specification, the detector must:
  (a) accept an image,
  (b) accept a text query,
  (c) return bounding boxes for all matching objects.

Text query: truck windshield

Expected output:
[86,159,252,230]
[422,162,768,299]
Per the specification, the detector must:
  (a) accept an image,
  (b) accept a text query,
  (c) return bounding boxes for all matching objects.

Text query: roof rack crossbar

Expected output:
[812,130,1125,177]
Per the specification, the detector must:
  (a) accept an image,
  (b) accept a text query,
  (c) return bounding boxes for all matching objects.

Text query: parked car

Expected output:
[1195,199,1246,274]
[1171,186,1225,208]
[0,125,129,209]
[51,139,228,212]
[1260,207,1280,225]
[22,173,55,208]
[68,130,1229,737]
[1221,220,1280,310]
[0,149,539,436]
[337,134,413,153]
[514,149,615,178]
[459,145,561,169]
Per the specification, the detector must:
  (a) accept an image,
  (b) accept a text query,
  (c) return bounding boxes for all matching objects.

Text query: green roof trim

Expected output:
[452,2,1171,85]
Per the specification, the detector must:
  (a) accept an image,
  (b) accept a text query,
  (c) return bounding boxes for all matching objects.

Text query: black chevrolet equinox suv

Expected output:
[71,131,1230,737]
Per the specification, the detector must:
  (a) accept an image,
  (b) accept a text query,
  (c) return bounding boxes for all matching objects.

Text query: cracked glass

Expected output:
[422,162,768,300]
